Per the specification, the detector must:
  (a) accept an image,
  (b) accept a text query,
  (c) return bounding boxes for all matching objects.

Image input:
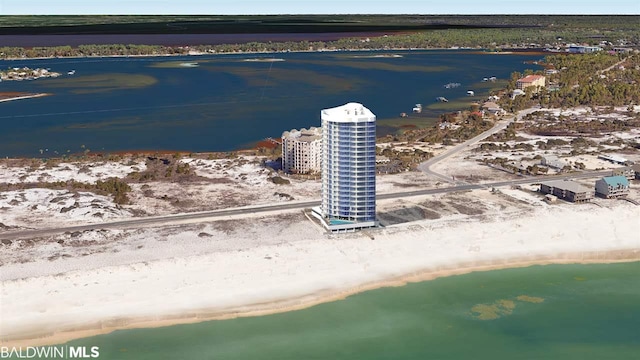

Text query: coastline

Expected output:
[0,46,544,62]
[5,255,640,348]
[2,202,638,347]
[0,93,50,103]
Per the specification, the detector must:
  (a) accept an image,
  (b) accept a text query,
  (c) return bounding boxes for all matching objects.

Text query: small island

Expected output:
[0,66,61,81]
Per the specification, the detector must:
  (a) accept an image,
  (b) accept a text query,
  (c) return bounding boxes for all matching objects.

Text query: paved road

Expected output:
[1,170,610,241]
[417,107,542,183]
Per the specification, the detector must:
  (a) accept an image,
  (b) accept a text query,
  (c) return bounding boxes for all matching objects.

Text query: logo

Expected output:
[1,346,99,359]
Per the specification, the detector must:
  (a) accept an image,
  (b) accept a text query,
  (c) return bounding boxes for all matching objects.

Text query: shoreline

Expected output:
[0,47,547,62]
[1,183,638,347]
[4,253,639,348]
[0,93,50,103]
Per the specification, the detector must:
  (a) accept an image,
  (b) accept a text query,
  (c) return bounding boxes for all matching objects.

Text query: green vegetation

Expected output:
[126,155,198,183]
[382,111,495,145]
[269,176,290,185]
[95,178,132,204]
[501,53,640,112]
[376,146,433,173]
[0,177,132,204]
[0,15,638,59]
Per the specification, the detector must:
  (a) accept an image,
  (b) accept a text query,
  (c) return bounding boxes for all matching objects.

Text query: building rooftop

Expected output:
[601,176,630,187]
[518,75,545,83]
[598,154,629,163]
[321,102,375,123]
[282,127,321,142]
[541,180,591,194]
[298,134,321,142]
[482,101,501,109]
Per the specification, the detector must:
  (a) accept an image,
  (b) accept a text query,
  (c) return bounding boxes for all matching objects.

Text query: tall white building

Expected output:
[281,127,322,174]
[313,102,377,231]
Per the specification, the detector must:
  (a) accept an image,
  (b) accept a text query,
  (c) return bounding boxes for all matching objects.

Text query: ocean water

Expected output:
[0,50,540,157]
[55,262,640,360]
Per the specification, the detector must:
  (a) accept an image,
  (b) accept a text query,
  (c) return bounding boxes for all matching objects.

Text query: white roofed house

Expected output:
[481,101,505,116]
[598,154,631,166]
[540,155,569,170]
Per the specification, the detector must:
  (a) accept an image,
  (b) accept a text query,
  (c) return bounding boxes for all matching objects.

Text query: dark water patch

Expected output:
[295,58,452,73]
[200,64,367,93]
[41,73,158,94]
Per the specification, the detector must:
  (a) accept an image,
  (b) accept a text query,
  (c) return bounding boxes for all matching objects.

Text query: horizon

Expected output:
[0,0,638,16]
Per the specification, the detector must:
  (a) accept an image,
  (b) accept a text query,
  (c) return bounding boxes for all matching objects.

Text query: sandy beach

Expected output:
[1,198,638,347]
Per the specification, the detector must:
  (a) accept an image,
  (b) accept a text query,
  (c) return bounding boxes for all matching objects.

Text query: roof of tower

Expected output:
[321,102,376,123]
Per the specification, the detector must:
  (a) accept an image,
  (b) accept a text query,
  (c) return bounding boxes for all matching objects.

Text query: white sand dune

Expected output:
[1,201,638,347]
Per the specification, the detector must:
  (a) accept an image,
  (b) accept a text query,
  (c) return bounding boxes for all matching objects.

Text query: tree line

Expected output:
[499,52,640,111]
[0,25,638,59]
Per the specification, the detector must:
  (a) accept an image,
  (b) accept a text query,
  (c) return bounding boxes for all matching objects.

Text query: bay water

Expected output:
[0,50,539,157]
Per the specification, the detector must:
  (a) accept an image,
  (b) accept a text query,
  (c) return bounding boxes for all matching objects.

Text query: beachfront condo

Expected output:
[312,102,377,231]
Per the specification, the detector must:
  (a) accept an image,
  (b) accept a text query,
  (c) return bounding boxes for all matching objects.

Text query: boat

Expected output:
[412,104,423,113]
[467,90,475,96]
[67,70,75,75]
[436,97,449,102]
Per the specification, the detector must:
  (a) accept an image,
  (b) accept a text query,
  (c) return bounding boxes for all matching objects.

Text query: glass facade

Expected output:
[321,103,376,225]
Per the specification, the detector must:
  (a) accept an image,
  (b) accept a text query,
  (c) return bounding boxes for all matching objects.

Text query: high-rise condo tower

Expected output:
[312,102,377,231]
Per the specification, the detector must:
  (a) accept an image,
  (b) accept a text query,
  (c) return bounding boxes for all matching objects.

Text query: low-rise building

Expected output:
[612,167,635,180]
[516,75,546,91]
[375,156,390,164]
[598,154,631,165]
[540,180,593,202]
[568,45,602,53]
[540,155,569,170]
[481,101,505,116]
[281,127,322,174]
[595,176,630,198]
[633,164,640,180]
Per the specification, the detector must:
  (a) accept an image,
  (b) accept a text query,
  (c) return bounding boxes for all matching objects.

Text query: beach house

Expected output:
[611,167,635,181]
[595,176,630,198]
[539,180,593,203]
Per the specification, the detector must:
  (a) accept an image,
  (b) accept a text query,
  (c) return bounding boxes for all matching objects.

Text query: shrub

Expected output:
[269,176,290,185]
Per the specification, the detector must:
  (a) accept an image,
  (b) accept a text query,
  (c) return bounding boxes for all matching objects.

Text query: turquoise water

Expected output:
[50,262,640,360]
[0,50,540,157]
